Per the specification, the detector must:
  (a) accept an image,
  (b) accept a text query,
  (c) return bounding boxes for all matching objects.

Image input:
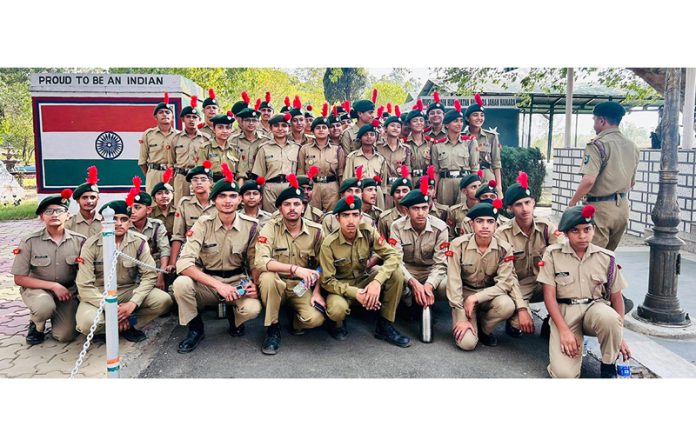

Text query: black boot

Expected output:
[178,316,205,354]
[600,362,617,379]
[374,317,411,348]
[505,320,523,338]
[261,323,281,355]
[26,321,45,345]
[479,330,499,347]
[123,326,147,343]
[540,315,550,340]
[227,312,245,337]
[328,320,348,341]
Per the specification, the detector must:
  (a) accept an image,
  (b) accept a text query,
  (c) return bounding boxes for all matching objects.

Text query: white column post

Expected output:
[101,207,120,378]
[564,68,574,148]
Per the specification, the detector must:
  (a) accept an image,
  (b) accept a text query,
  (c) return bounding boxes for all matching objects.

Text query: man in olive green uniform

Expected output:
[403,100,432,176]
[150,172,177,238]
[139,94,179,193]
[255,177,325,355]
[12,190,85,344]
[464,94,503,197]
[319,195,410,347]
[496,172,561,337]
[239,177,273,227]
[538,204,630,378]
[258,92,274,137]
[377,175,412,239]
[252,113,301,213]
[173,172,262,353]
[288,100,314,146]
[200,88,219,139]
[425,91,447,140]
[328,106,344,149]
[65,166,102,238]
[340,95,377,154]
[230,105,269,182]
[76,197,173,342]
[198,112,240,182]
[446,172,482,239]
[344,120,389,209]
[414,168,449,223]
[170,97,209,204]
[322,173,375,234]
[360,175,382,223]
[569,101,640,252]
[446,201,520,350]
[377,112,412,209]
[456,179,503,236]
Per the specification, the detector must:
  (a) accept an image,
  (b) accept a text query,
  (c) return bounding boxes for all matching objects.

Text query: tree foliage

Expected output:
[323,68,368,103]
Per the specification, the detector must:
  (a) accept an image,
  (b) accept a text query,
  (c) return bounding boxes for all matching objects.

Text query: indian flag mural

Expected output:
[33,97,181,193]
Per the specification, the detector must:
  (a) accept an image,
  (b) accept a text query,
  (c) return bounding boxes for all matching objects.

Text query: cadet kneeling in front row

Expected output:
[537,205,630,378]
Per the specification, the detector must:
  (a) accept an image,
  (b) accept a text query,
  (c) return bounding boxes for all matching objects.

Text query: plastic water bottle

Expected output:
[218,279,249,318]
[292,267,322,296]
[582,337,588,357]
[421,306,432,343]
[617,359,631,378]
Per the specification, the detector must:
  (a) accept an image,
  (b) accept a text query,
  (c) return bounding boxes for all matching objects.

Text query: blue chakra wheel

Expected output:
[95,131,124,159]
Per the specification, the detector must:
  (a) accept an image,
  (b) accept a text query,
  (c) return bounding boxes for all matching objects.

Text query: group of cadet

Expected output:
[12,86,640,378]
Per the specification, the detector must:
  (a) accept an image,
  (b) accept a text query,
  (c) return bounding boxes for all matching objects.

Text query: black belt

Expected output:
[411,169,424,176]
[147,162,169,171]
[266,175,289,183]
[586,193,626,203]
[439,169,468,178]
[212,172,224,182]
[557,298,593,305]
[313,175,337,184]
[174,167,190,176]
[480,162,491,169]
[203,267,245,278]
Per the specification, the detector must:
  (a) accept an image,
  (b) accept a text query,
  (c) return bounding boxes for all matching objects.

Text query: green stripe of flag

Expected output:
[43,159,144,187]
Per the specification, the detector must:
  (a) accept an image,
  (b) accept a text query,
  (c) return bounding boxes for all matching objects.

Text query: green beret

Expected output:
[36,191,71,215]
[269,113,291,125]
[297,175,312,188]
[202,90,218,108]
[356,123,378,140]
[151,181,174,196]
[133,190,152,206]
[304,111,314,119]
[279,105,290,113]
[240,178,264,195]
[340,114,352,122]
[353,99,375,114]
[444,109,465,125]
[235,107,263,120]
[391,177,412,195]
[185,163,214,182]
[427,101,446,114]
[466,201,501,220]
[153,102,171,115]
[327,113,341,126]
[210,113,236,126]
[275,184,304,208]
[209,178,239,201]
[99,200,131,217]
[464,103,484,119]
[399,189,429,208]
[311,116,330,130]
[289,108,304,118]
[459,173,482,190]
[504,177,532,207]
[339,177,362,193]
[405,109,426,123]
[475,180,498,199]
[231,101,247,116]
[259,100,273,110]
[592,101,625,121]
[558,205,596,232]
[72,182,99,200]
[180,106,200,118]
[383,115,403,127]
[362,176,382,189]
[333,195,362,215]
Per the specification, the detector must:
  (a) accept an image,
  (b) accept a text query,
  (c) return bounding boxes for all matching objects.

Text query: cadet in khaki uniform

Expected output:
[319,195,411,347]
[238,177,273,227]
[321,174,375,234]
[169,97,209,203]
[139,94,179,193]
[344,120,389,209]
[173,168,262,353]
[447,201,520,350]
[414,168,449,223]
[272,172,326,224]
[258,91,274,138]
[340,94,377,154]
[230,105,269,182]
[569,101,640,252]
[495,172,561,337]
[377,175,412,240]
[288,99,315,146]
[298,104,346,212]
[150,170,177,238]
[403,100,432,176]
[432,101,478,206]
[456,179,503,236]
[255,176,326,355]
[197,112,240,182]
[327,106,344,149]
[446,172,482,239]
[537,205,631,378]
[252,113,301,213]
[464,94,503,196]
[377,109,412,209]
[199,88,219,140]
[425,91,447,140]
[76,196,173,342]
[360,175,383,223]
[389,180,449,341]
[65,166,103,238]
[12,191,85,344]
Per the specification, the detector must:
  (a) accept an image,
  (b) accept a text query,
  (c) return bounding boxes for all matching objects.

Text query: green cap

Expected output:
[333,195,362,214]
[592,101,626,121]
[558,205,596,232]
[36,189,72,215]
[99,200,131,216]
[466,201,503,220]
[185,162,214,182]
[399,188,429,208]
[503,172,532,207]
[475,180,498,200]
[209,176,239,201]
[210,113,236,126]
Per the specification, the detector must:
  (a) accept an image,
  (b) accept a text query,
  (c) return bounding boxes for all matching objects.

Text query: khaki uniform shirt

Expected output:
[343,148,388,182]
[390,215,448,288]
[464,128,502,171]
[254,217,323,274]
[271,205,324,224]
[364,205,382,223]
[319,221,402,299]
[130,218,171,263]
[171,196,216,243]
[229,130,269,180]
[376,139,412,185]
[76,231,157,307]
[176,213,259,279]
[169,130,208,170]
[139,126,179,167]
[151,203,176,238]
[447,202,470,238]
[322,212,375,235]
[258,124,272,138]
[64,212,103,238]
[432,137,478,174]
[239,208,273,228]
[426,126,447,140]
[297,139,346,182]
[446,234,521,323]
[377,207,407,239]
[200,124,215,140]
[340,123,361,154]
[537,241,627,300]
[290,133,314,147]
[578,127,640,197]
[404,134,432,174]
[430,201,449,223]
[198,138,239,178]
[11,228,86,288]
[252,139,300,180]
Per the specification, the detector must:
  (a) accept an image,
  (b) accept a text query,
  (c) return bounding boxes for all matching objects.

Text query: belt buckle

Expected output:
[449,170,460,177]
[317,176,327,182]
[412,169,422,176]
[388,176,398,184]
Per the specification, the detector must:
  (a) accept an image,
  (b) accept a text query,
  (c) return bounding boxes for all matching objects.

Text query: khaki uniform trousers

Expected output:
[259,272,325,329]
[437,177,463,207]
[591,198,629,252]
[325,269,403,327]
[548,300,622,378]
[480,167,495,183]
[400,267,447,306]
[508,281,544,330]
[75,285,172,335]
[172,275,262,327]
[262,182,288,213]
[173,173,191,207]
[146,169,165,195]
[21,287,79,342]
[455,294,516,351]
[310,182,339,213]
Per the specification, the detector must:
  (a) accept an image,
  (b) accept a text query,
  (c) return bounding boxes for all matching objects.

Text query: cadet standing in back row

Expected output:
[139,93,179,193]
[65,166,102,238]
[169,96,209,204]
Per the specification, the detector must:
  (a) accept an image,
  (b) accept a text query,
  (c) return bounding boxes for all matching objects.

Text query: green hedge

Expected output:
[500,146,546,202]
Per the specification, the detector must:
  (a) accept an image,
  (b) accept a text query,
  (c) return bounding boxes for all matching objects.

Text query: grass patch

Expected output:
[0,200,38,221]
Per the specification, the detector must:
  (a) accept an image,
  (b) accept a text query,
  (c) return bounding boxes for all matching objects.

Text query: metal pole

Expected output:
[547,105,554,161]
[574,110,579,147]
[636,68,690,326]
[564,68,574,148]
[101,207,120,377]
[527,96,534,148]
[682,68,696,150]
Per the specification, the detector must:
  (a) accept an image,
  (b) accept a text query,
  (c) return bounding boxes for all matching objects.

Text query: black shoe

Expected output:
[479,330,498,347]
[600,362,617,379]
[177,329,205,354]
[505,320,523,338]
[123,327,147,343]
[289,326,305,336]
[26,321,45,345]
[328,321,348,341]
[374,318,411,348]
[91,333,106,343]
[623,295,634,315]
[228,322,245,337]
[261,323,281,355]
[540,315,550,340]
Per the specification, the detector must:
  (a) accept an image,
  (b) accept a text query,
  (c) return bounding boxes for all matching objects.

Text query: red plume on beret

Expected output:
[420,176,429,196]
[355,165,363,181]
[308,165,320,181]
[492,198,503,210]
[306,104,313,112]
[163,92,169,104]
[345,194,355,206]
[197,123,205,129]
[254,98,261,111]
[372,88,378,104]
[517,171,529,189]
[256,176,266,186]
[321,102,329,118]
[387,103,392,114]
[163,167,173,184]
[293,95,302,109]
[373,175,382,185]
[132,176,142,190]
[427,165,435,181]
[581,205,596,219]
[287,173,299,189]
[454,100,461,113]
[126,187,138,207]
[371,119,381,128]
[283,112,292,122]
[86,165,99,185]
[477,169,483,178]
[284,96,291,107]
[220,162,234,183]
[61,188,72,200]
[332,105,338,119]
[414,99,424,112]
[208,88,215,100]
[265,91,271,103]
[474,93,483,107]
[191,96,198,108]
[395,105,401,118]
[401,165,409,179]
[202,160,212,169]
[342,100,351,115]
[433,90,440,104]
[241,91,250,105]
[488,180,497,188]
[376,105,385,118]
[227,111,234,117]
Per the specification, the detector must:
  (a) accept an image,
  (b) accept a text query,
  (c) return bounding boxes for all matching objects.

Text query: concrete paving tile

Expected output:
[0,358,14,371]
